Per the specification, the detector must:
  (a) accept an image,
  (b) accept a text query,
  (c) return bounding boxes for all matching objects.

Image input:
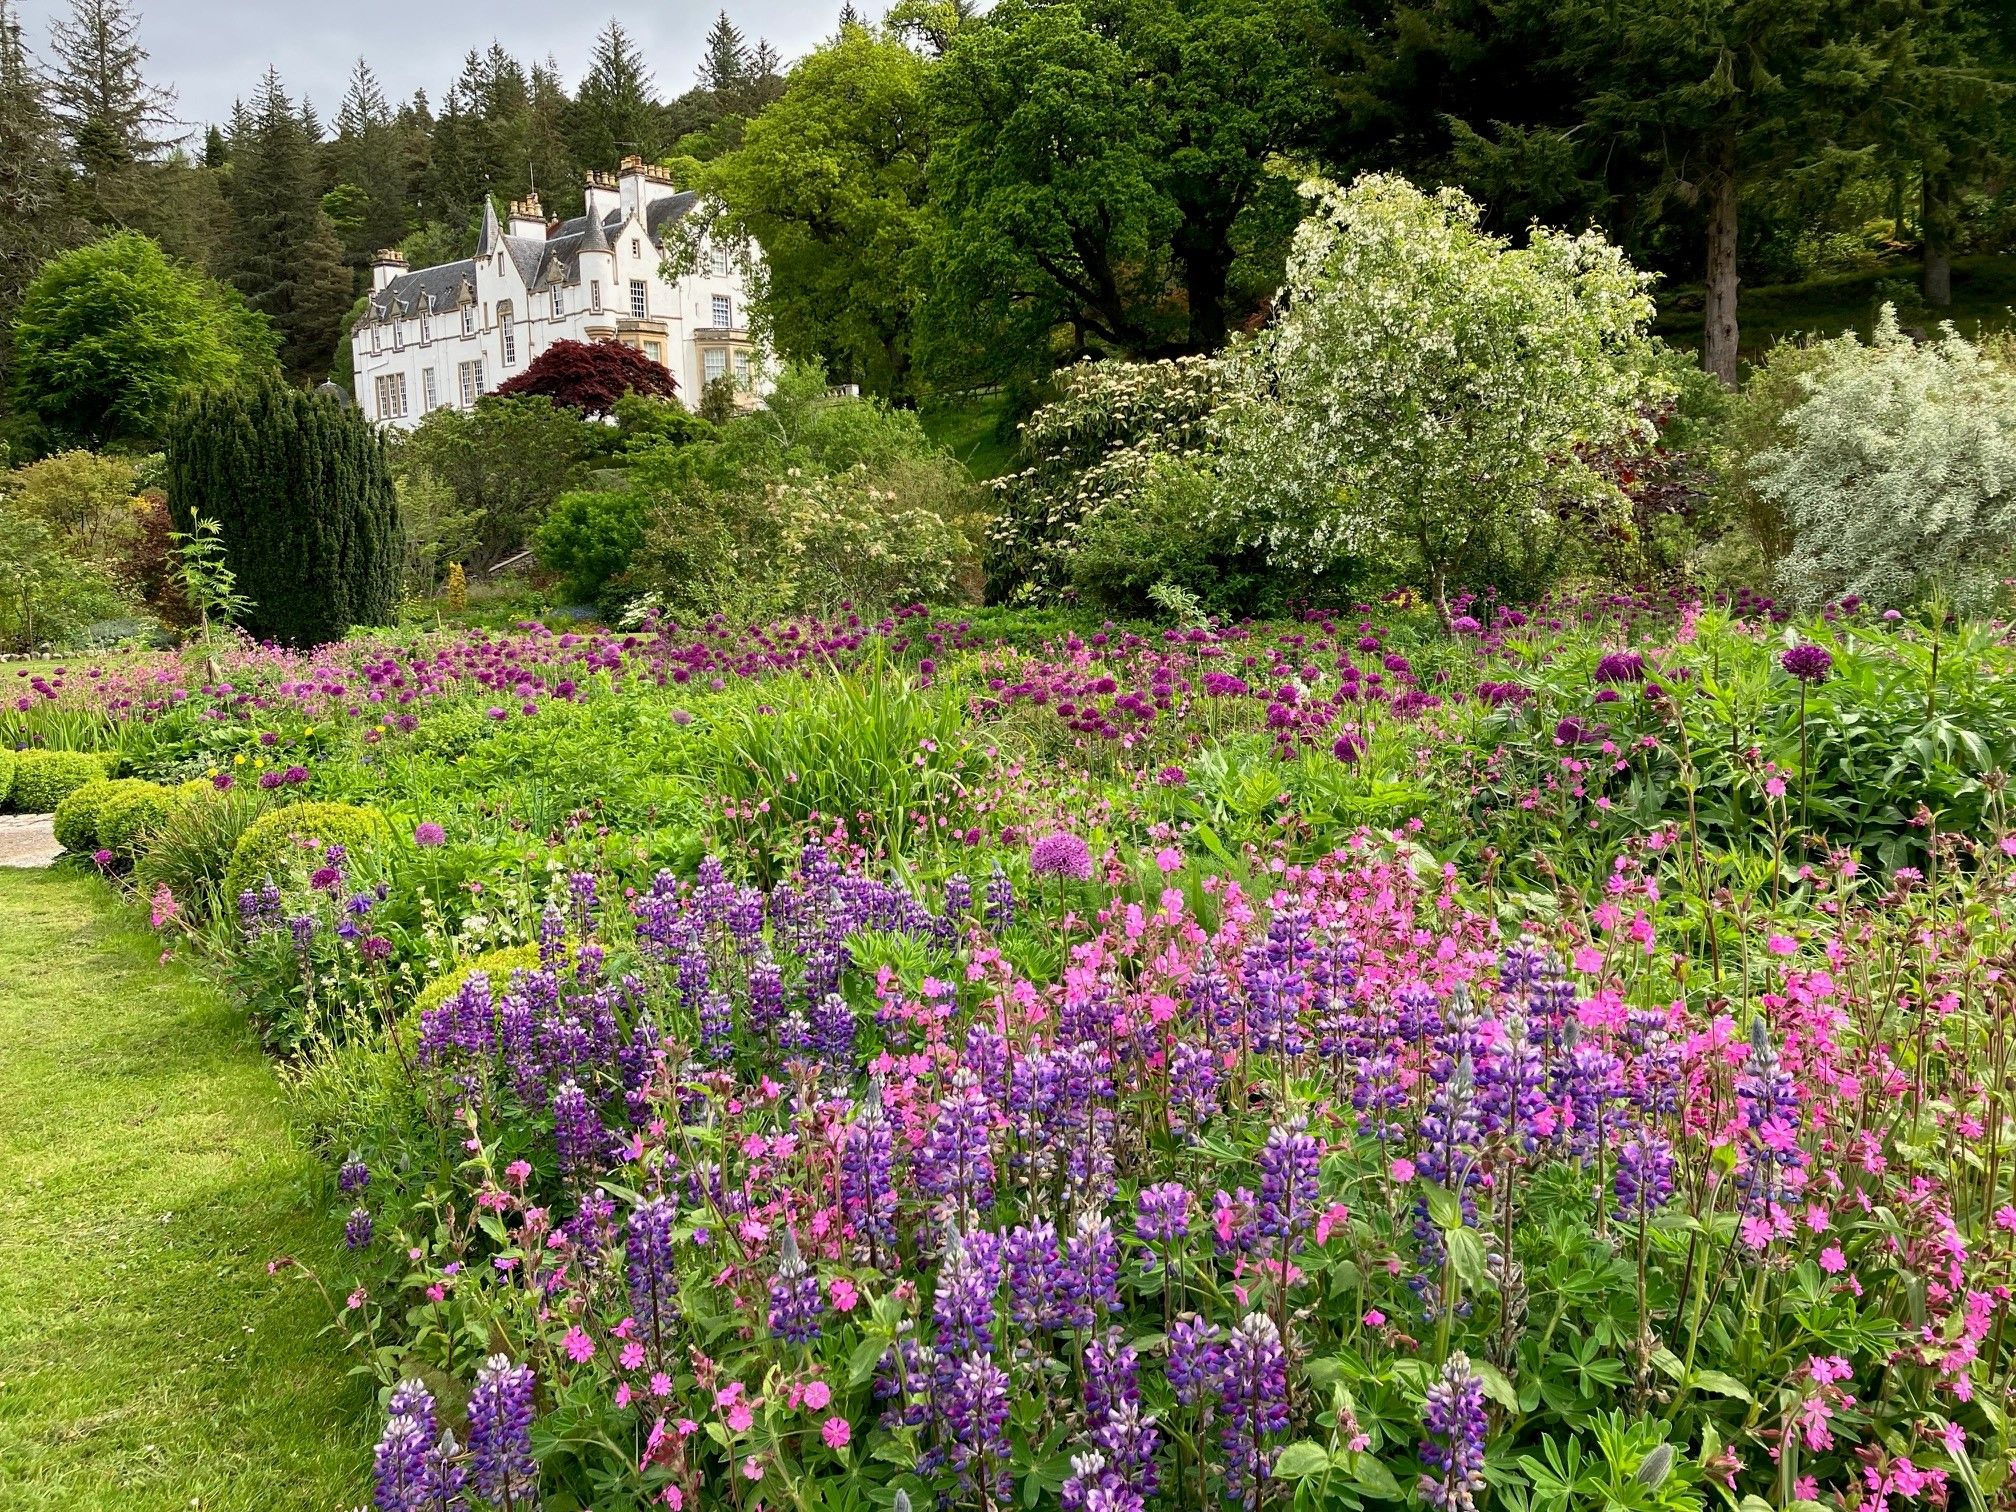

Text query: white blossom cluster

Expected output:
[1215,174,1663,612]
[1755,308,2016,612]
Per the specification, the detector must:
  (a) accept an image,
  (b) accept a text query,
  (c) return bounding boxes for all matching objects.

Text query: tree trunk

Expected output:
[1702,134,1741,387]
[1921,165,1952,307]
[1178,238,1232,352]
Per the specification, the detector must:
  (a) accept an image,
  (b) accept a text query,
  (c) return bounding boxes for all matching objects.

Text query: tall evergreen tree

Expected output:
[698,12,752,94]
[325,58,410,274]
[572,19,659,167]
[228,68,352,382]
[166,377,401,647]
[42,0,180,179]
[0,0,84,383]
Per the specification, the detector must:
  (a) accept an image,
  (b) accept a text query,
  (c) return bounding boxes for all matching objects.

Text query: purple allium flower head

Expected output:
[413,821,446,847]
[1593,650,1646,684]
[1418,1352,1488,1512]
[1331,732,1364,764]
[1030,831,1094,881]
[1780,643,1834,683]
[468,1355,537,1506]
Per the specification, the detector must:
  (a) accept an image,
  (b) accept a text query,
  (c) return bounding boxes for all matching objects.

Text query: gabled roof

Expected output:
[367,259,477,321]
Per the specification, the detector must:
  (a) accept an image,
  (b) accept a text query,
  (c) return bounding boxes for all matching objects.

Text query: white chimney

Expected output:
[584,169,620,224]
[370,249,407,292]
[507,192,546,240]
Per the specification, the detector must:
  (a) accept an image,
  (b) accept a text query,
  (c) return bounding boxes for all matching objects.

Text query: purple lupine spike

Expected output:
[1167,1315,1225,1405]
[1062,1214,1119,1329]
[746,952,784,1035]
[932,1226,1002,1356]
[371,1414,430,1512]
[1004,1220,1067,1335]
[983,864,1015,933]
[1167,1041,1221,1135]
[1736,1016,1805,1214]
[1218,1311,1291,1505]
[552,1079,604,1173]
[1613,1128,1676,1222]
[1478,1012,1549,1151]
[932,1351,1012,1495]
[1255,1120,1320,1240]
[768,1227,824,1344]
[840,1082,899,1252]
[338,1158,371,1193]
[386,1380,437,1445]
[1135,1182,1192,1243]
[536,904,566,969]
[345,1207,374,1249]
[917,1070,995,1221]
[1418,1352,1488,1512]
[699,990,735,1063]
[810,992,856,1060]
[467,1354,537,1506]
[626,1198,680,1360]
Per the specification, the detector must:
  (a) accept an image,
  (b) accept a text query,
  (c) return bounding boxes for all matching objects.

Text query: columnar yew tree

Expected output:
[1221,174,1663,626]
[165,378,401,647]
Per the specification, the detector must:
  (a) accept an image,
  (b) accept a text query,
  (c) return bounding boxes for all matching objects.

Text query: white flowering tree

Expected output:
[1219,174,1664,625]
[1753,310,2016,612]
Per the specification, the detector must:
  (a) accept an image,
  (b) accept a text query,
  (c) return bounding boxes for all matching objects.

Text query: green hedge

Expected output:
[9,750,111,814]
[98,782,180,859]
[0,747,16,807]
[52,777,158,854]
[222,802,391,913]
[408,943,544,1024]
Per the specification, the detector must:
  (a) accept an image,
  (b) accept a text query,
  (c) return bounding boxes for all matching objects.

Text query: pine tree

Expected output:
[572,19,659,167]
[698,11,751,95]
[836,0,863,33]
[165,377,402,647]
[0,0,84,380]
[228,68,353,381]
[43,0,180,178]
[201,121,226,166]
[326,58,409,272]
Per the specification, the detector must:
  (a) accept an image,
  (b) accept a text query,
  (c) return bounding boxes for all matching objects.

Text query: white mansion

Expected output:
[350,157,760,428]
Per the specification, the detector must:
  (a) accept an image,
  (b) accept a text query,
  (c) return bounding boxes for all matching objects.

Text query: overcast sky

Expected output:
[16,0,845,134]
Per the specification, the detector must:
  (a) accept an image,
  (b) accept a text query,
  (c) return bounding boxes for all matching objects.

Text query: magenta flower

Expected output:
[413,822,446,847]
[1029,831,1093,881]
[1781,643,1834,683]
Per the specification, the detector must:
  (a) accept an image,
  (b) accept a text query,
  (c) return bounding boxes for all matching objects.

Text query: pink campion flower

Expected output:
[1819,1246,1847,1274]
[1942,1422,1966,1456]
[650,1372,673,1398]
[1363,1309,1386,1327]
[1995,1206,2016,1232]
[822,1417,852,1449]
[1766,776,1787,799]
[1572,945,1604,973]
[1805,1204,1831,1232]
[742,1457,764,1482]
[616,1383,633,1407]
[149,884,178,928]
[621,1341,647,1370]
[1155,847,1184,874]
[1767,935,1797,957]
[726,1401,755,1433]
[563,1327,596,1362]
[803,1380,832,1411]
[662,1488,683,1509]
[828,1277,858,1312]
[1389,1157,1415,1182]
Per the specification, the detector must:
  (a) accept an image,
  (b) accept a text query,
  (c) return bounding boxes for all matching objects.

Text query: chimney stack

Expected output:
[370,249,407,292]
[508,191,545,239]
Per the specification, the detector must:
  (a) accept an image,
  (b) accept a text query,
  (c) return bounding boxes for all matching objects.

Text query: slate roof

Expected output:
[364,191,703,322]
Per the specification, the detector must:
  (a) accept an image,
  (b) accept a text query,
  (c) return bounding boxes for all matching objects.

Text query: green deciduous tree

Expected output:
[392,394,602,570]
[1219,174,1666,623]
[922,0,1321,388]
[703,26,932,399]
[9,231,278,449]
[165,377,401,647]
[228,69,354,382]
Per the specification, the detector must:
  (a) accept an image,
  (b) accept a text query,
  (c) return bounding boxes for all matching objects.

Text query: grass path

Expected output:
[0,868,368,1509]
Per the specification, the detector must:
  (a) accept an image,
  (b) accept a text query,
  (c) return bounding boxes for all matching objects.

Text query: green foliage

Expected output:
[922,0,1322,388]
[222,801,392,911]
[700,26,932,399]
[96,778,178,858]
[0,745,14,805]
[165,378,402,648]
[1750,307,2016,610]
[51,775,155,853]
[134,783,273,923]
[0,505,132,652]
[407,943,542,1025]
[392,395,603,572]
[985,355,1228,601]
[533,488,652,604]
[1220,174,1667,619]
[6,748,109,812]
[7,232,279,450]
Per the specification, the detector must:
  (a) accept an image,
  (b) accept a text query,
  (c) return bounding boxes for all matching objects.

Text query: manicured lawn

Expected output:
[919,389,1021,480]
[0,868,368,1509]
